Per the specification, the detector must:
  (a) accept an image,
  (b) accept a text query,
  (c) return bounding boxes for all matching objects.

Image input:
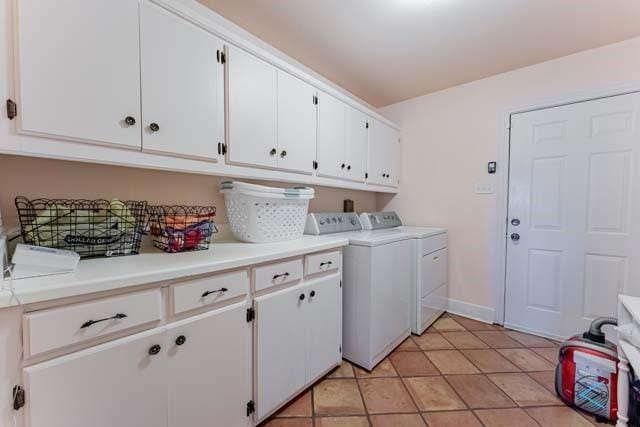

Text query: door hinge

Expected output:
[313,160,318,170]
[313,95,318,105]
[365,172,368,179]
[365,121,369,129]
[339,344,342,353]
[246,400,255,416]
[218,142,227,156]
[6,99,17,120]
[246,307,255,322]
[221,51,226,64]
[13,385,25,411]
[339,280,342,288]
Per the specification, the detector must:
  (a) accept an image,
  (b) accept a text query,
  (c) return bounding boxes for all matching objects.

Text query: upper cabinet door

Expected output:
[316,92,346,179]
[227,46,278,168]
[368,119,399,186]
[15,0,141,148]
[345,107,368,183]
[276,71,317,174]
[167,301,251,427]
[140,2,224,161]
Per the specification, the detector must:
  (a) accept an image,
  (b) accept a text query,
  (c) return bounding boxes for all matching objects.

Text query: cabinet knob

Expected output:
[149,122,160,132]
[148,344,162,356]
[299,294,305,301]
[341,163,346,169]
[270,148,277,156]
[310,290,316,297]
[175,335,187,346]
[124,116,136,126]
[280,150,287,157]
[347,165,351,171]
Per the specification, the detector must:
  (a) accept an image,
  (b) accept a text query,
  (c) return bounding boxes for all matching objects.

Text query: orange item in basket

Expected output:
[165,214,214,230]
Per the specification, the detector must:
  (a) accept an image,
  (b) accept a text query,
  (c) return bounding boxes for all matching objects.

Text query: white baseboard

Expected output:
[447,298,495,324]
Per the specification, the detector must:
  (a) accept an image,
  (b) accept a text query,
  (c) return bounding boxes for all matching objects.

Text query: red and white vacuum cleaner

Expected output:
[556,317,619,422]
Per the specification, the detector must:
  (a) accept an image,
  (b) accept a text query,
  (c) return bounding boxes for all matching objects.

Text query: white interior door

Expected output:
[305,274,341,382]
[506,92,640,340]
[276,71,317,174]
[166,302,251,427]
[140,2,224,161]
[15,0,141,148]
[227,46,278,168]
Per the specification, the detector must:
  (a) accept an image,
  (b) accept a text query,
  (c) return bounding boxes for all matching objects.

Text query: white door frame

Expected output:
[494,81,640,326]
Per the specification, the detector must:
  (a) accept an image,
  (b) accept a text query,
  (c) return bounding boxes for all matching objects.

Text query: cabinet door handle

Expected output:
[320,261,333,267]
[201,287,228,298]
[148,344,162,356]
[149,122,160,132]
[347,165,351,170]
[273,272,290,280]
[310,290,316,297]
[280,150,287,157]
[299,293,305,301]
[341,163,346,169]
[270,148,277,156]
[124,116,136,126]
[175,335,187,346]
[80,313,127,329]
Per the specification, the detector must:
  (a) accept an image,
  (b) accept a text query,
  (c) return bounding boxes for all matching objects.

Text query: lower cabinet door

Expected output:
[166,301,251,427]
[23,328,168,427]
[305,274,342,381]
[254,283,307,420]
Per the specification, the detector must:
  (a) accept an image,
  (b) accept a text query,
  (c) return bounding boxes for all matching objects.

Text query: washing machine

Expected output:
[360,212,448,335]
[305,212,413,370]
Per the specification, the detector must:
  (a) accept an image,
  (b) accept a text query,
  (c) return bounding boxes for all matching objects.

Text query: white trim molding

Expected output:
[447,298,495,324]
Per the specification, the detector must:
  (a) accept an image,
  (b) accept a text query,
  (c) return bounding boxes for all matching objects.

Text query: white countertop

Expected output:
[0,235,348,308]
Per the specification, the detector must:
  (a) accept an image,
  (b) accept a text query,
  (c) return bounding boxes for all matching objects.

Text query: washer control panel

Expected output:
[360,211,403,230]
[304,212,362,235]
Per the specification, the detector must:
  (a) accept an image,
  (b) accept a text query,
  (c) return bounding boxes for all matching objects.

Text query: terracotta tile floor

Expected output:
[261,313,610,426]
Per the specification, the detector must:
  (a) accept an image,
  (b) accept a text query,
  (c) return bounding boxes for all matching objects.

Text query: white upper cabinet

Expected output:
[316,92,347,179]
[14,0,142,148]
[276,71,317,174]
[369,119,400,187]
[140,2,224,161]
[227,46,278,168]
[345,106,369,183]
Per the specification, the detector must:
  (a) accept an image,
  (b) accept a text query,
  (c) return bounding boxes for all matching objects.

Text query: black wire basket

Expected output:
[147,205,217,253]
[14,197,147,259]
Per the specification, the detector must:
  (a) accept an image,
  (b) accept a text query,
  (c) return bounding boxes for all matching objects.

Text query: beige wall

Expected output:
[378,36,640,314]
[0,155,376,230]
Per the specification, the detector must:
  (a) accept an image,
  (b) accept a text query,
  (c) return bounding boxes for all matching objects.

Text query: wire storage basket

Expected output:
[15,197,147,259]
[147,205,217,253]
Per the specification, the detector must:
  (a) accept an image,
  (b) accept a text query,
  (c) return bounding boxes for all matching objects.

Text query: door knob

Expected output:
[510,233,520,241]
[148,344,162,356]
[270,148,277,156]
[124,116,136,126]
[149,122,160,132]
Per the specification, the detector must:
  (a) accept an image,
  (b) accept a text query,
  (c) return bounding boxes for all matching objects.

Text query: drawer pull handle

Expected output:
[273,272,290,280]
[148,344,162,356]
[201,287,228,298]
[80,313,127,329]
[320,261,333,267]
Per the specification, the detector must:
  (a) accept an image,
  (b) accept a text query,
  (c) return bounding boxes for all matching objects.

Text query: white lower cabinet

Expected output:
[23,328,168,427]
[255,274,341,421]
[167,301,252,427]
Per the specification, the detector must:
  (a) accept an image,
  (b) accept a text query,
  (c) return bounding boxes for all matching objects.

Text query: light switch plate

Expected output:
[474,182,495,194]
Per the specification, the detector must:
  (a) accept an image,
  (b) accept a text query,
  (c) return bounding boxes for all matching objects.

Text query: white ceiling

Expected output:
[197,0,640,107]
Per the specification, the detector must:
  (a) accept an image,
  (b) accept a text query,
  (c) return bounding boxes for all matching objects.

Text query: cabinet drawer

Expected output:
[23,289,162,358]
[305,250,341,276]
[171,270,249,315]
[421,232,447,256]
[253,258,303,292]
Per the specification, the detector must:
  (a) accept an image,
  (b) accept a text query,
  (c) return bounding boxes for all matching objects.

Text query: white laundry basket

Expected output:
[220,181,315,243]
